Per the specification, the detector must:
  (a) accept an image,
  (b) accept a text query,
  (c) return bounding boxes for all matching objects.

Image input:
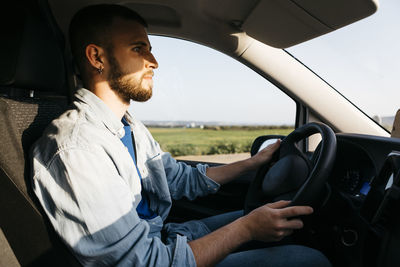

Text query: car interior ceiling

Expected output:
[0,1,80,266]
[1,1,400,267]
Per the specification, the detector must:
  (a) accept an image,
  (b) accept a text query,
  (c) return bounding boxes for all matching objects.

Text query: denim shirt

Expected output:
[31,88,220,266]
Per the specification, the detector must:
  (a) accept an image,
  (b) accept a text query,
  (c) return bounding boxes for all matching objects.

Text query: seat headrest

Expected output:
[0,2,67,95]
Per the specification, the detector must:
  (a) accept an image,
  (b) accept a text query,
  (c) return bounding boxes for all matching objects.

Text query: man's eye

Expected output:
[133,47,141,52]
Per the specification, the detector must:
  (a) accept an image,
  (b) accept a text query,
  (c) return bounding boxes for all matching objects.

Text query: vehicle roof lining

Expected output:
[48,0,378,53]
[124,3,181,28]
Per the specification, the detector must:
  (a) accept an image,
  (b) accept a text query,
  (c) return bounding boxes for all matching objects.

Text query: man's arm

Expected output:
[206,139,280,185]
[188,200,312,267]
[32,147,196,266]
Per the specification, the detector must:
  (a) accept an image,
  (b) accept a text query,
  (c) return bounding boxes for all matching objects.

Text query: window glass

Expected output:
[287,0,399,132]
[130,36,295,163]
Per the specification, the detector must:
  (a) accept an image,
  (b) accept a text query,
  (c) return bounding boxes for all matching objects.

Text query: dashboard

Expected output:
[319,133,400,266]
[330,134,400,197]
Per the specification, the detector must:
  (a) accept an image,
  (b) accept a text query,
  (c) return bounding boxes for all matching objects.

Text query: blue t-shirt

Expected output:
[120,118,157,219]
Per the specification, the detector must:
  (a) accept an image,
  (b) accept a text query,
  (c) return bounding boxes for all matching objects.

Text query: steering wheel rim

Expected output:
[244,122,336,214]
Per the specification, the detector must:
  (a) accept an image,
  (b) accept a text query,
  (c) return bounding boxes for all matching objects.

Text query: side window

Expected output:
[130,36,296,163]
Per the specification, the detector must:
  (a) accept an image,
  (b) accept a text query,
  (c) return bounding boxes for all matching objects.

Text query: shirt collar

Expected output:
[74,88,125,138]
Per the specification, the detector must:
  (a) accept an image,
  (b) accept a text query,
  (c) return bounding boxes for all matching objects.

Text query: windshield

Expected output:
[287,0,399,132]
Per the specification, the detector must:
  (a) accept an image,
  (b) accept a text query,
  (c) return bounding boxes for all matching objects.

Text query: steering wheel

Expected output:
[244,122,336,214]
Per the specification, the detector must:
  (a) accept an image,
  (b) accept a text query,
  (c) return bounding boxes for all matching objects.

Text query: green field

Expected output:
[148,127,293,156]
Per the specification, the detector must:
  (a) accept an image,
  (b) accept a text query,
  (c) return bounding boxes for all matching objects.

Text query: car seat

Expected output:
[0,1,80,266]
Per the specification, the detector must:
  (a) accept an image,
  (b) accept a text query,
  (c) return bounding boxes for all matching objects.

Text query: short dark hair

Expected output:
[69,4,147,75]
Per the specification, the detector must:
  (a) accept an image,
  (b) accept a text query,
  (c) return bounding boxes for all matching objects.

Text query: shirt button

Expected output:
[117,128,125,138]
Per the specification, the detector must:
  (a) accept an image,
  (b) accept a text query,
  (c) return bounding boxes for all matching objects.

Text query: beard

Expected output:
[106,51,153,103]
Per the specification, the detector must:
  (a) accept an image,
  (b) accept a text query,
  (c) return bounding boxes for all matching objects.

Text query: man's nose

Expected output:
[145,52,158,69]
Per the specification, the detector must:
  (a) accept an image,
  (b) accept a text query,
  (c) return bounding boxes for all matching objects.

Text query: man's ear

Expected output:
[85,44,105,71]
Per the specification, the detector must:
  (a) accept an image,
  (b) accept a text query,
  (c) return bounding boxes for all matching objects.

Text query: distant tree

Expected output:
[372,115,382,124]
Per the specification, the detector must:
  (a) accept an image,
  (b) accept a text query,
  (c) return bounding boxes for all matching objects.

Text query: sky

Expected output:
[130,0,399,125]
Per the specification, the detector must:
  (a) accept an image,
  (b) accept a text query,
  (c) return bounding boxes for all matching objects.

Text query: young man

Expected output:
[31,4,330,267]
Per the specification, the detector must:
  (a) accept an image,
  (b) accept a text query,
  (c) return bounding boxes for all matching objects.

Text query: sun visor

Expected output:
[242,0,379,48]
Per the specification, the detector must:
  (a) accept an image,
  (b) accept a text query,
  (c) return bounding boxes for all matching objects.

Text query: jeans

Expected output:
[166,210,331,267]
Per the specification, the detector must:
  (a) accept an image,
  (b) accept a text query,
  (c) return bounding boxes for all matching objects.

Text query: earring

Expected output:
[98,66,104,74]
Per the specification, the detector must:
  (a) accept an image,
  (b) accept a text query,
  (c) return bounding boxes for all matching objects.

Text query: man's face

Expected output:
[105,18,158,102]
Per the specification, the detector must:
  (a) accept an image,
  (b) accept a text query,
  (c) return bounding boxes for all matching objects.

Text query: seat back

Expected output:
[0,1,80,266]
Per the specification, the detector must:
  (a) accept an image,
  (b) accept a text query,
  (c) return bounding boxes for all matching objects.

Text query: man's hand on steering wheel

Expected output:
[249,139,281,170]
[245,122,336,214]
[241,200,313,242]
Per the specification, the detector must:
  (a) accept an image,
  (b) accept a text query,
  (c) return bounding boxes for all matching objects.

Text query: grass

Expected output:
[148,127,293,156]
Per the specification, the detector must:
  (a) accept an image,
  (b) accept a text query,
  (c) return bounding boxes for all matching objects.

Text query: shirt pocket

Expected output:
[143,153,170,199]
